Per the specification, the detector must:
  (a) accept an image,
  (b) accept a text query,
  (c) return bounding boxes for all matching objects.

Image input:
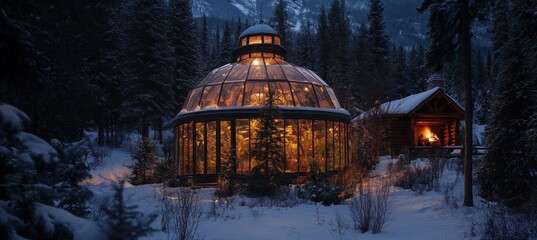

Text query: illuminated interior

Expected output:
[172,23,350,178]
[416,123,445,146]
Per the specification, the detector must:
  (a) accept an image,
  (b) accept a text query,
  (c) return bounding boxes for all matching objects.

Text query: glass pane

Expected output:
[244,82,269,106]
[274,36,281,45]
[314,120,326,172]
[327,121,334,171]
[207,121,217,174]
[249,36,262,44]
[326,87,341,109]
[299,120,312,172]
[186,87,203,110]
[210,64,233,84]
[306,69,329,86]
[274,58,287,64]
[296,67,322,85]
[264,58,277,66]
[227,63,249,82]
[186,123,193,174]
[220,121,232,171]
[275,119,285,172]
[266,65,285,79]
[281,65,308,82]
[241,38,247,46]
[249,118,260,170]
[270,81,293,106]
[200,84,221,109]
[248,58,266,80]
[195,122,205,175]
[263,35,272,44]
[314,85,334,109]
[218,83,245,107]
[291,83,318,107]
[334,122,341,170]
[177,126,184,175]
[236,119,249,174]
[285,119,298,173]
[197,69,216,86]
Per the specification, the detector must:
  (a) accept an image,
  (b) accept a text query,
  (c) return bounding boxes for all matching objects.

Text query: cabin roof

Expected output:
[353,87,464,122]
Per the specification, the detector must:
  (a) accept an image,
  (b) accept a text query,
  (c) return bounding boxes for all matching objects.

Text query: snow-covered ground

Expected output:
[86,150,484,240]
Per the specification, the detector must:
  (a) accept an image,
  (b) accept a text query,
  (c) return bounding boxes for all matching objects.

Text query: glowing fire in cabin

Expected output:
[420,126,440,145]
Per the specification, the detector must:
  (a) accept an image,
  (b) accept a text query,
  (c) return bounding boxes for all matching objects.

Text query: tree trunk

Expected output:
[142,117,149,139]
[98,124,105,146]
[461,0,474,207]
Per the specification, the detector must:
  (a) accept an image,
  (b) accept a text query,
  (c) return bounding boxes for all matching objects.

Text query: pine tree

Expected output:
[295,21,315,70]
[220,21,233,65]
[105,180,157,240]
[271,0,292,60]
[124,0,174,138]
[327,0,353,110]
[365,0,393,101]
[418,0,488,207]
[50,140,93,217]
[393,46,409,98]
[129,138,159,185]
[478,0,537,209]
[316,5,330,80]
[248,92,285,196]
[199,15,211,76]
[169,0,199,112]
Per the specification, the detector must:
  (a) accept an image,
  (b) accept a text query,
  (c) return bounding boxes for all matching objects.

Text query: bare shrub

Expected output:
[348,177,391,234]
[480,202,537,240]
[161,187,203,240]
[371,177,391,233]
[348,180,373,233]
[207,197,237,221]
[330,211,348,240]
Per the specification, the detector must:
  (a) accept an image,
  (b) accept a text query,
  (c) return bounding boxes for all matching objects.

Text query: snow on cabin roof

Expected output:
[380,87,443,114]
[353,87,464,123]
[380,87,465,115]
[239,23,279,39]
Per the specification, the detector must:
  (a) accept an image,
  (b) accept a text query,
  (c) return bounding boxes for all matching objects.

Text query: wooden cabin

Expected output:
[358,87,464,155]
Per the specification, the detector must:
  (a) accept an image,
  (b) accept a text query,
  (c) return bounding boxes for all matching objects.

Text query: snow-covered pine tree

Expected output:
[50,140,93,217]
[129,138,159,185]
[124,0,174,139]
[0,104,92,239]
[199,15,211,74]
[406,45,428,94]
[478,0,537,209]
[104,180,157,240]
[248,92,285,196]
[393,46,409,98]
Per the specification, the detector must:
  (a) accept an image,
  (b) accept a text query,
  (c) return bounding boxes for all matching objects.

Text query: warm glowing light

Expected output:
[252,59,261,65]
[421,127,439,144]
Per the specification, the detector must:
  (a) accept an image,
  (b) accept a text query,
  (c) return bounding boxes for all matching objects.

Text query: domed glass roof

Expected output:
[179,23,345,115]
[181,57,341,112]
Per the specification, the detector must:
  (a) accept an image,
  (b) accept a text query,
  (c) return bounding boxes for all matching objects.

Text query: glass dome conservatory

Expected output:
[172,23,350,181]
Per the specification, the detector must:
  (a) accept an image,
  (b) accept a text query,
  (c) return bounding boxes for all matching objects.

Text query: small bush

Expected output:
[297,158,345,206]
[390,159,442,194]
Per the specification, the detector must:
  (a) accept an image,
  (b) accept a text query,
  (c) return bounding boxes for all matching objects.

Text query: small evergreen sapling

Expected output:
[129,138,158,185]
[104,180,157,240]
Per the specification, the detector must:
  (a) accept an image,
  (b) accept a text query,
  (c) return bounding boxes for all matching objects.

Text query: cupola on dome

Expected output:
[172,23,350,181]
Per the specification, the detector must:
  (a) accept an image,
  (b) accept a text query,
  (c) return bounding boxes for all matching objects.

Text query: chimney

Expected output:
[427,72,445,90]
